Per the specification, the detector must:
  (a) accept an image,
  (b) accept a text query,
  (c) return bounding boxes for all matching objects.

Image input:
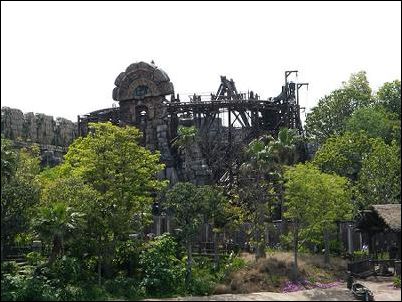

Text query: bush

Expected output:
[104,276,145,299]
[1,261,20,275]
[393,276,401,288]
[139,234,185,295]
[189,267,216,296]
[353,250,369,260]
[26,251,46,266]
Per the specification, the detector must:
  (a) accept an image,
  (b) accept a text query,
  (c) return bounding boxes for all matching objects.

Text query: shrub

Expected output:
[26,251,45,266]
[104,276,145,299]
[353,250,369,260]
[393,276,401,288]
[50,256,82,284]
[189,267,216,296]
[139,234,185,295]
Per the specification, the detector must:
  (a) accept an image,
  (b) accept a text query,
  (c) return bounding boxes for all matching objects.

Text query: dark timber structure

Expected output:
[78,62,308,187]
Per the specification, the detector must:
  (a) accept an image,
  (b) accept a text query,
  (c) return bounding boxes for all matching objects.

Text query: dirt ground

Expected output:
[145,278,401,301]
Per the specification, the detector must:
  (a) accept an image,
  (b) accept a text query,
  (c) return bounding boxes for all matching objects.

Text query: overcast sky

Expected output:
[2,1,401,122]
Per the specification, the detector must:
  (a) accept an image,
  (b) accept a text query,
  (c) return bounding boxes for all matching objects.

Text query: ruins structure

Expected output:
[77,61,307,186]
[2,62,369,253]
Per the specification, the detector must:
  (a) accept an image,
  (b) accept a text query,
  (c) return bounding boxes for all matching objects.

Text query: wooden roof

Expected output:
[356,204,401,233]
[371,204,401,232]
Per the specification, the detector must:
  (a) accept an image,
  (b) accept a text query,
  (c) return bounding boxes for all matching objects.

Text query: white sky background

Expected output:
[1,1,401,123]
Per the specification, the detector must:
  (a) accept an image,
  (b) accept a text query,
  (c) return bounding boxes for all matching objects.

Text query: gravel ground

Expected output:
[143,278,401,301]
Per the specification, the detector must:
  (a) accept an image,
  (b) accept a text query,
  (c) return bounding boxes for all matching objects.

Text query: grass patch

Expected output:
[213,251,347,294]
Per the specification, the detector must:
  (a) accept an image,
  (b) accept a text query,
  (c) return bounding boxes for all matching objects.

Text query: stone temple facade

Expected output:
[112,61,180,184]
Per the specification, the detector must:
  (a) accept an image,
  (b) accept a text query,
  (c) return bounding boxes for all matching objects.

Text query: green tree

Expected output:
[345,105,399,143]
[376,80,401,118]
[284,164,352,277]
[356,141,401,208]
[31,202,84,262]
[172,126,198,181]
[39,122,166,284]
[305,71,373,144]
[198,185,244,270]
[238,135,279,260]
[165,182,204,288]
[312,131,377,181]
[1,141,40,261]
[172,126,198,151]
[139,234,184,295]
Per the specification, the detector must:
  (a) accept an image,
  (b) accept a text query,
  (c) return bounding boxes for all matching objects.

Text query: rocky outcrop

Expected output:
[1,107,77,147]
[1,107,77,166]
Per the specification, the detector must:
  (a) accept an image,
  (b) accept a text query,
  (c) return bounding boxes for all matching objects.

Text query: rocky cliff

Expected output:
[1,107,78,166]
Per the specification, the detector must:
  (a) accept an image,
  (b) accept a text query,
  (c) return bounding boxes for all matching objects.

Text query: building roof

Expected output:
[371,204,401,232]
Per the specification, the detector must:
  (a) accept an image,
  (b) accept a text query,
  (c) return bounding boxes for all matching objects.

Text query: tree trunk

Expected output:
[98,255,102,286]
[255,206,266,260]
[293,223,299,280]
[213,231,219,270]
[1,240,4,262]
[49,235,62,263]
[185,238,192,288]
[324,227,330,266]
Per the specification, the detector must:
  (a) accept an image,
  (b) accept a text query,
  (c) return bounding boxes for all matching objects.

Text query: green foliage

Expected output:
[352,250,369,261]
[31,202,85,261]
[313,131,378,181]
[139,234,185,295]
[26,251,46,266]
[305,71,373,144]
[355,140,401,208]
[345,105,399,143]
[172,126,198,151]
[393,276,401,288]
[103,276,144,299]
[1,142,41,254]
[376,80,401,118]
[284,163,352,267]
[1,137,17,186]
[36,122,166,283]
[165,182,205,240]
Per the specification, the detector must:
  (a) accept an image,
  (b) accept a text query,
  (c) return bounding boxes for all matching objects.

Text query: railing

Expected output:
[348,258,400,278]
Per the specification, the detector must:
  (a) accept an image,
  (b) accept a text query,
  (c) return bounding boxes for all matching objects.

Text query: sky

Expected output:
[1,1,401,123]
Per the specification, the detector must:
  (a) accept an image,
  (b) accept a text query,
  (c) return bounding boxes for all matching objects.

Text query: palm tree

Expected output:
[171,126,198,151]
[270,128,301,166]
[172,126,198,180]
[240,135,279,260]
[269,128,302,241]
[32,202,84,263]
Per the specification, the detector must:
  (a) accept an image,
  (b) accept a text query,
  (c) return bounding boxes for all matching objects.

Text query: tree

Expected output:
[356,140,401,208]
[284,164,352,277]
[270,128,302,166]
[1,137,17,187]
[305,71,373,144]
[376,80,401,119]
[198,185,244,269]
[345,105,399,143]
[39,122,166,284]
[31,202,84,262]
[1,141,40,261]
[172,126,199,181]
[312,131,378,181]
[172,126,198,151]
[238,135,279,260]
[165,182,205,288]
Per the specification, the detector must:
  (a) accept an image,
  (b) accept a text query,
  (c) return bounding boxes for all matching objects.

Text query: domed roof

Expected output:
[113,61,174,102]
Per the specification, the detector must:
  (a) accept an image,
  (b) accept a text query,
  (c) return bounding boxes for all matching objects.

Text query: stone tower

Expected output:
[112,61,178,183]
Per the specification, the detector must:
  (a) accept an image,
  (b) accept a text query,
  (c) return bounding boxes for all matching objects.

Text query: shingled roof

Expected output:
[371,204,401,232]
